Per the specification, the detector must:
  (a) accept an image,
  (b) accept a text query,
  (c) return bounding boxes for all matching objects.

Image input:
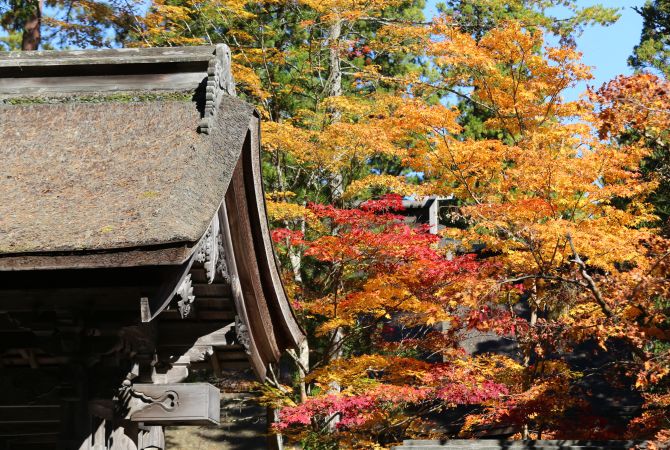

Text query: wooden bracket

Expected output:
[128,383,220,425]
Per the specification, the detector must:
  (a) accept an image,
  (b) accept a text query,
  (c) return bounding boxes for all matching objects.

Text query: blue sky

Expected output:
[425,0,647,101]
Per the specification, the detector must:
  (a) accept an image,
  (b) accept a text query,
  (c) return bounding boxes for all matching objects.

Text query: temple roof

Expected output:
[0,45,248,267]
[1,96,253,256]
[0,45,305,378]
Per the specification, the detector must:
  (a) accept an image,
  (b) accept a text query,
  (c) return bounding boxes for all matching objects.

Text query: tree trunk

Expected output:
[324,17,343,100]
[521,279,539,439]
[21,0,43,51]
[292,339,310,402]
[324,16,344,202]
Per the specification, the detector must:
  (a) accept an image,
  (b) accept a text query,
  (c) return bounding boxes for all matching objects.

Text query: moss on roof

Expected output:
[1,91,196,105]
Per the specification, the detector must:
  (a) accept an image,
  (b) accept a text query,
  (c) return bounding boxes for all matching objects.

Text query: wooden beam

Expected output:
[0,72,206,96]
[226,158,281,364]
[242,114,305,350]
[0,46,218,68]
[219,201,268,380]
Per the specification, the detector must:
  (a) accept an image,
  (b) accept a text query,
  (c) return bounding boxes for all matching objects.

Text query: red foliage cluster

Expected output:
[276,380,507,431]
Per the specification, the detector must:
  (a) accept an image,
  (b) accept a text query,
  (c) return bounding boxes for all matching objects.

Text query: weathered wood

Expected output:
[218,203,267,379]
[191,360,250,371]
[0,265,193,306]
[217,351,249,361]
[0,245,194,271]
[144,260,194,323]
[198,45,235,133]
[156,322,233,342]
[0,44,308,447]
[137,425,164,450]
[159,309,234,321]
[0,46,218,67]
[1,355,70,366]
[78,420,138,450]
[226,157,281,365]
[0,405,61,422]
[243,114,305,349]
[192,283,230,297]
[0,422,62,436]
[129,383,220,425]
[0,72,205,96]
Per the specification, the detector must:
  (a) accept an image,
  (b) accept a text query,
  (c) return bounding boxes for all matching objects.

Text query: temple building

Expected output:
[0,45,303,449]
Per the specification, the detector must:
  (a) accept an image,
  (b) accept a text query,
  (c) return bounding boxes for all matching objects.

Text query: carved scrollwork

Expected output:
[216,236,230,283]
[176,274,195,318]
[198,44,235,134]
[195,215,221,284]
[116,379,179,419]
[235,315,251,355]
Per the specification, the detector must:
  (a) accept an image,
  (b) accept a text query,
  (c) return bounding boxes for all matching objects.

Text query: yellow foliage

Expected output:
[265,198,315,224]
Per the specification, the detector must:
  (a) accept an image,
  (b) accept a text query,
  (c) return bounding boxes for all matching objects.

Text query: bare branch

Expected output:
[566,233,613,318]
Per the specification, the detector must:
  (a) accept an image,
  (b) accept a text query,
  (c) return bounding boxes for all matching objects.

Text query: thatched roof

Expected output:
[0,45,255,266]
[0,96,254,256]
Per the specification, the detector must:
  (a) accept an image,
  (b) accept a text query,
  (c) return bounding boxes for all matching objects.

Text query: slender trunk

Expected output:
[267,407,284,450]
[288,215,305,284]
[523,279,538,367]
[522,279,539,439]
[324,16,344,202]
[327,327,345,429]
[323,11,345,395]
[287,216,309,403]
[324,18,343,100]
[292,339,310,402]
[22,0,43,51]
[327,275,345,430]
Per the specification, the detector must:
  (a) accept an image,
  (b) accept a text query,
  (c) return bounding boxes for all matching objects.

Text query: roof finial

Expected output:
[199,44,235,134]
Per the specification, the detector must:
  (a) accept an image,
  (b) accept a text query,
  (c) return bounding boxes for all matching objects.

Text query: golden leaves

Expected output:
[344,175,427,200]
[266,198,314,224]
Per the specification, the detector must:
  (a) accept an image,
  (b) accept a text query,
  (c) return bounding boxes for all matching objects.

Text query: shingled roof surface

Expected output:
[0,95,255,255]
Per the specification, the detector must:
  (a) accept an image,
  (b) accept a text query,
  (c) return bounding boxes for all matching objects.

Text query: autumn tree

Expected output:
[589,72,670,442]
[266,196,515,447]
[592,73,670,233]
[440,0,618,44]
[346,17,670,439]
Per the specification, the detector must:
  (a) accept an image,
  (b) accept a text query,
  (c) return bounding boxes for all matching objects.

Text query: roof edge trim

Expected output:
[0,44,234,101]
[0,46,219,68]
